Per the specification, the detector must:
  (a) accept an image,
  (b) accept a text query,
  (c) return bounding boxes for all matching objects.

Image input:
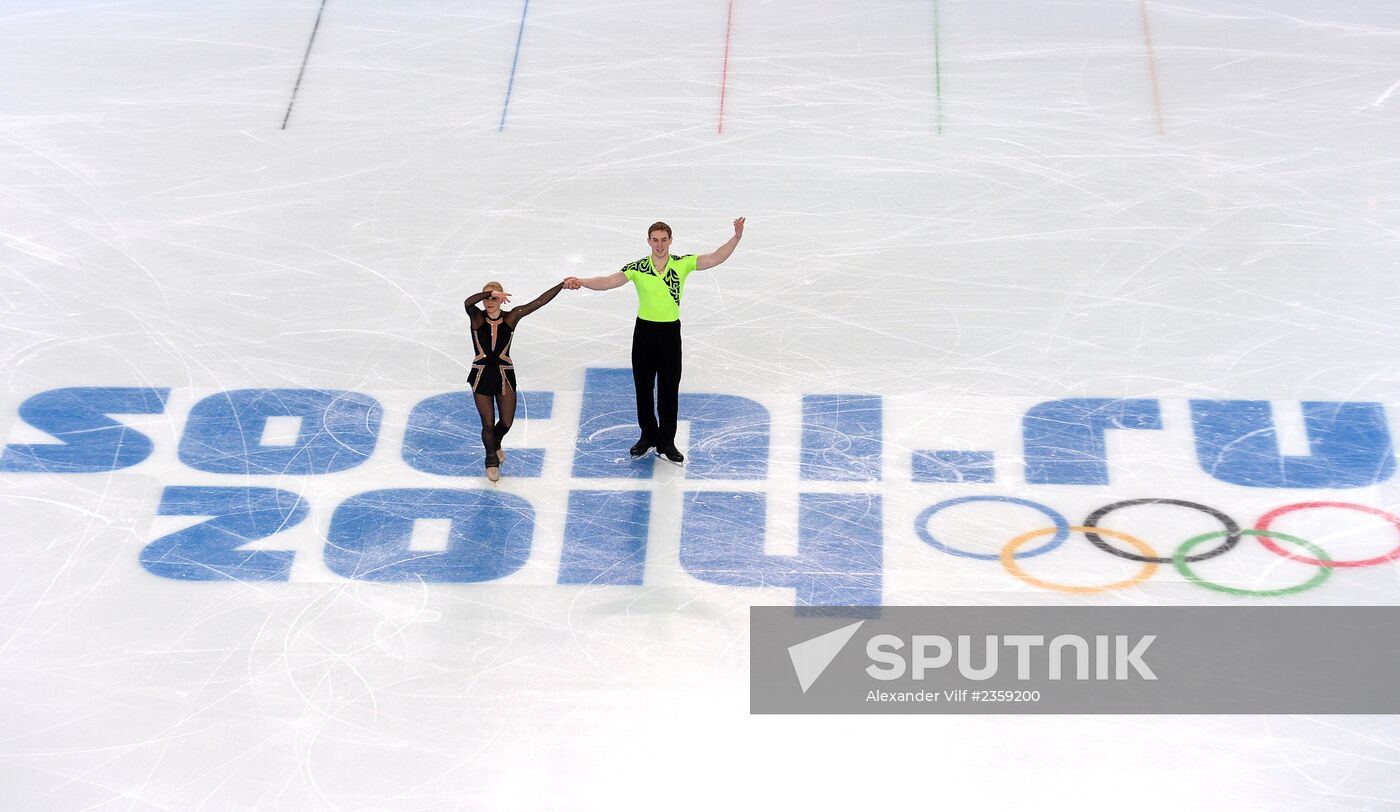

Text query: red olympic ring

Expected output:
[1254,501,1400,568]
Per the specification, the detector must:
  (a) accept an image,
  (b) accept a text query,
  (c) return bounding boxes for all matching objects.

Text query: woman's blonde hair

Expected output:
[482,281,503,294]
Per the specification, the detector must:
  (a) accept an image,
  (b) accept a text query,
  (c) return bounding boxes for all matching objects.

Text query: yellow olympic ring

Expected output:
[1001,526,1159,593]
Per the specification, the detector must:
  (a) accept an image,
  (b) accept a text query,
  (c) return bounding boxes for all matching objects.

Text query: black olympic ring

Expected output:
[1081,498,1242,564]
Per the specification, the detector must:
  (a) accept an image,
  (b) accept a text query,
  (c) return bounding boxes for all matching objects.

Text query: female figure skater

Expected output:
[463,280,566,481]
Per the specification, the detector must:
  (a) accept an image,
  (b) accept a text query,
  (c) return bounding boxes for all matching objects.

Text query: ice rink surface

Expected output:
[3,0,1400,808]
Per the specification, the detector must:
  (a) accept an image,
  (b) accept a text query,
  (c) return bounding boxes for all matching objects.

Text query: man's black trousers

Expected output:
[631,318,682,447]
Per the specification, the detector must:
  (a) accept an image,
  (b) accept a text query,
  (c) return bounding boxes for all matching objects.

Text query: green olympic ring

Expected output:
[1172,529,1333,597]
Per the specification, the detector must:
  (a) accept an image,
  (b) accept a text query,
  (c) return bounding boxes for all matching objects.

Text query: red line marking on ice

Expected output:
[718,0,736,134]
[1139,0,1165,135]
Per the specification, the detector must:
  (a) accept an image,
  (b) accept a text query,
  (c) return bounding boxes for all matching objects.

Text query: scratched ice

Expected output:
[2,0,1399,809]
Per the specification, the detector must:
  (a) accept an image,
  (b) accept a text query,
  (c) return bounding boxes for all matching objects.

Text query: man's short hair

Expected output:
[648,221,672,238]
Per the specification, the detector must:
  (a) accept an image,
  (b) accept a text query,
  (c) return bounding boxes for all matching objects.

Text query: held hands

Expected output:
[563,277,582,290]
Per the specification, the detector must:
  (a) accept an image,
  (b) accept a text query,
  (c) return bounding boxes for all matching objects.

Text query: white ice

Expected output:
[3,0,1400,809]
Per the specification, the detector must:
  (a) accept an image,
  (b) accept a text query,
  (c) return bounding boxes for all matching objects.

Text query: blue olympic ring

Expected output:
[915,495,1070,561]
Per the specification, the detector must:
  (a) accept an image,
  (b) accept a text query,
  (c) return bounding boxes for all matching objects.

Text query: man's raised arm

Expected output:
[695,217,745,271]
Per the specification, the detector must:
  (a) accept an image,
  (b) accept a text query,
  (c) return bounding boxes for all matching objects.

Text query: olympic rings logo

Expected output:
[915,497,1400,597]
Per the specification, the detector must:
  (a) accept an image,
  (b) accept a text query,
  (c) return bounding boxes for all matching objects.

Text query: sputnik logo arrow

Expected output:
[787,621,866,693]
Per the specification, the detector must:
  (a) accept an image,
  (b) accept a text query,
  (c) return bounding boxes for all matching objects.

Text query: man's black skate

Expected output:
[630,436,655,458]
[657,446,685,463]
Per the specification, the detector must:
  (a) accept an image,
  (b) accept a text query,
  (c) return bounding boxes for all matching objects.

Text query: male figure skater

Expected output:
[565,217,745,462]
